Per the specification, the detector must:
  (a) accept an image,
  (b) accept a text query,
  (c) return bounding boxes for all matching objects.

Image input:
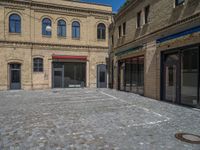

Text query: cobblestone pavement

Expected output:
[0,88,200,150]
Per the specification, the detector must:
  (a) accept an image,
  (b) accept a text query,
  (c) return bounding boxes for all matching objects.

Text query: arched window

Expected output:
[9,14,21,33]
[33,58,43,72]
[72,21,80,39]
[42,18,51,36]
[57,19,66,37]
[97,23,106,40]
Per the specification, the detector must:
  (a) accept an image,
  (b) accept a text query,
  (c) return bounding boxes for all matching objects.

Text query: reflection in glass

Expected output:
[164,54,178,103]
[53,62,86,88]
[125,59,131,92]
[138,57,144,95]
[181,48,198,106]
[64,62,86,88]
[131,58,138,93]
[119,62,125,90]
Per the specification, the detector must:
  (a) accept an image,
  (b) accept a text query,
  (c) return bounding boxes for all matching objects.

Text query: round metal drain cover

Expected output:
[175,133,200,144]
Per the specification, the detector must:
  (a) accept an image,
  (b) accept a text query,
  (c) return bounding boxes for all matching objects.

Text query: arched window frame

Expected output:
[42,18,52,36]
[57,19,66,37]
[9,14,21,33]
[97,23,106,40]
[33,58,43,72]
[72,21,80,39]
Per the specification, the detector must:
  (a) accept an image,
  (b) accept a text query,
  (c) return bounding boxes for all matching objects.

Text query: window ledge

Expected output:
[72,38,80,40]
[33,72,44,74]
[8,32,22,36]
[58,36,67,39]
[42,35,52,38]
[97,39,106,42]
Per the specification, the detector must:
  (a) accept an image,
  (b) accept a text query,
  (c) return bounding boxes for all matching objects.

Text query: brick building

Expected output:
[0,0,112,90]
[109,0,200,108]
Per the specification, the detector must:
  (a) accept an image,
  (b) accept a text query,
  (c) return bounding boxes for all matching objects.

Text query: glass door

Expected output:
[181,47,198,106]
[53,63,64,88]
[10,64,21,90]
[118,61,125,91]
[163,53,179,103]
[97,64,107,88]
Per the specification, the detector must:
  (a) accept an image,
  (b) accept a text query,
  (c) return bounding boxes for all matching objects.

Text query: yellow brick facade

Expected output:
[0,0,112,90]
[109,0,200,103]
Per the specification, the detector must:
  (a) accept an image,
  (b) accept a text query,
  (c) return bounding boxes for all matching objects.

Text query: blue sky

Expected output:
[82,0,126,12]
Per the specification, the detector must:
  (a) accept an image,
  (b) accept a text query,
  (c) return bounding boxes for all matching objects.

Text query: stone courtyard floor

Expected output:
[0,88,200,150]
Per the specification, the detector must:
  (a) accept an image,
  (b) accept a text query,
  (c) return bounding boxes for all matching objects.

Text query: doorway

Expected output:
[163,53,179,103]
[162,45,200,107]
[97,64,107,88]
[52,62,86,88]
[10,64,21,90]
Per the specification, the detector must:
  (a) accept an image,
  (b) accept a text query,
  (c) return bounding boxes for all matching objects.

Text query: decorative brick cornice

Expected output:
[0,0,112,16]
[0,40,109,52]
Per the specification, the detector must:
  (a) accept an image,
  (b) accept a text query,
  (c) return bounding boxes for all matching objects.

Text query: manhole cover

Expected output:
[175,133,200,144]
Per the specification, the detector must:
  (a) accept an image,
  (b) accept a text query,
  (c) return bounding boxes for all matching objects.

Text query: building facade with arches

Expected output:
[0,0,112,90]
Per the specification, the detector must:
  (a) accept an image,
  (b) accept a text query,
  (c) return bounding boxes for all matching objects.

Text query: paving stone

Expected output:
[0,88,199,150]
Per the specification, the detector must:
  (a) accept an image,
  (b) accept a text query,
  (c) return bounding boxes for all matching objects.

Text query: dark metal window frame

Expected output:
[72,21,80,39]
[97,23,106,40]
[118,55,144,95]
[42,18,52,36]
[9,14,21,33]
[160,43,200,108]
[33,58,43,72]
[57,19,66,37]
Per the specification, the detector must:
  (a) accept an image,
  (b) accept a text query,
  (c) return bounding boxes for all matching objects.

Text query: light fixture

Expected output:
[46,26,52,32]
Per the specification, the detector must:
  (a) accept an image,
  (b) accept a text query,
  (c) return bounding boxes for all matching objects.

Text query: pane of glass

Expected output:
[11,70,20,83]
[181,48,198,106]
[102,29,105,39]
[10,21,15,32]
[100,71,105,82]
[119,62,125,90]
[16,22,21,33]
[131,58,138,93]
[125,59,131,92]
[76,28,80,38]
[54,71,62,88]
[138,57,144,95]
[72,27,76,38]
[164,54,179,102]
[64,62,86,88]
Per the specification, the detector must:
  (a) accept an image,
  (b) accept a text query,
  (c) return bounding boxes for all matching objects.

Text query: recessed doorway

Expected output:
[10,64,21,90]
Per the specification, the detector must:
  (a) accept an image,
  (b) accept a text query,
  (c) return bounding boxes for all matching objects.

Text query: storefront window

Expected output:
[125,59,131,92]
[181,48,198,106]
[131,58,138,93]
[138,57,144,95]
[118,56,144,95]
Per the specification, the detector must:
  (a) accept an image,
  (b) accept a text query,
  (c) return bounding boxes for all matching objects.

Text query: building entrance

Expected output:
[52,62,86,88]
[10,64,21,90]
[162,45,200,107]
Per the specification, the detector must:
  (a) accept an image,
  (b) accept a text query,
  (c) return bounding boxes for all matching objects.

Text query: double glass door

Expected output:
[164,53,179,103]
[163,46,199,107]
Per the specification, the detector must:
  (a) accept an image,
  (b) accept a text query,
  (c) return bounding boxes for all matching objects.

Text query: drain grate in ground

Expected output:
[175,133,200,144]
